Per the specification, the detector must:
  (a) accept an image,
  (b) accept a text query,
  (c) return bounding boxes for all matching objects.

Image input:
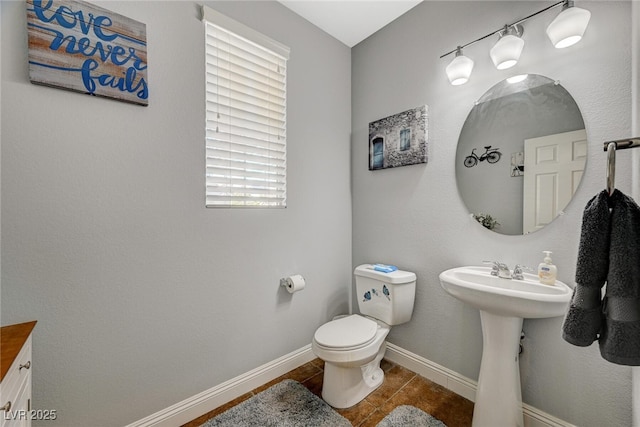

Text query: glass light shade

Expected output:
[490,34,525,70]
[507,74,528,84]
[446,53,474,86]
[546,5,591,48]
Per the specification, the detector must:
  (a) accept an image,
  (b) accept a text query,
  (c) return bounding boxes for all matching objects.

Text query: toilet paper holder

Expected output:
[280,274,306,293]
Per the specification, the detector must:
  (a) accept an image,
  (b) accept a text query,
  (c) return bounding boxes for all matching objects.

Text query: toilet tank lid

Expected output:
[355,264,416,284]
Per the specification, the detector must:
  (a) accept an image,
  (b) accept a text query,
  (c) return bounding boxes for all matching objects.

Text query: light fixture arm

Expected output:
[512,24,523,37]
[499,24,524,39]
[440,0,565,59]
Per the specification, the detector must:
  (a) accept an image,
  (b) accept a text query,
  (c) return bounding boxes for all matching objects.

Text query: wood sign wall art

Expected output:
[27,0,148,106]
[511,152,524,177]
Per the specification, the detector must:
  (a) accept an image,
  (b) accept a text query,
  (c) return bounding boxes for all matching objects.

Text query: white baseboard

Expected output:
[127,342,575,427]
[384,343,576,427]
[125,345,316,427]
[384,342,477,402]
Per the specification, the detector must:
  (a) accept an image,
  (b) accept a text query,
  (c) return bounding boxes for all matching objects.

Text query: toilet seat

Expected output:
[314,314,378,350]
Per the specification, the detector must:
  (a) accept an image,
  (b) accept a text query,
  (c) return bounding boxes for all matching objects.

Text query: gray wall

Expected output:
[352,1,632,426]
[3,1,636,426]
[1,1,351,425]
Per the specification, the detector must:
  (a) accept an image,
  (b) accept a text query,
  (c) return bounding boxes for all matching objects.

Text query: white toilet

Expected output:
[312,264,416,408]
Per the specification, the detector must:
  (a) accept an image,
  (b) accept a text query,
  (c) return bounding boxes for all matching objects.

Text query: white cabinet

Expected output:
[1,322,36,427]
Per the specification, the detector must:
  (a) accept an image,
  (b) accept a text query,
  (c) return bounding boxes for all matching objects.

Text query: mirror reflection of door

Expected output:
[372,137,384,169]
[523,129,587,234]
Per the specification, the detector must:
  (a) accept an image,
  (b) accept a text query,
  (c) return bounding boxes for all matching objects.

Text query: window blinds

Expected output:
[203,6,289,208]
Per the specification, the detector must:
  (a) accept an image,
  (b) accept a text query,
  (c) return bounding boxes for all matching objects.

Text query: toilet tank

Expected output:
[355,264,416,326]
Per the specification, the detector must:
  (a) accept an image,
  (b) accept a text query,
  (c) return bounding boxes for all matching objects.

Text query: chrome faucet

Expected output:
[484,261,512,279]
[512,264,532,280]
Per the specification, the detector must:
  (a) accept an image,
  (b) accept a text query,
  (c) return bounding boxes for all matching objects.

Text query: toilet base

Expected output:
[321,342,386,408]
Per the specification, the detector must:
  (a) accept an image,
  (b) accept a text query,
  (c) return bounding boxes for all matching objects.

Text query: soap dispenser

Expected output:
[538,251,557,285]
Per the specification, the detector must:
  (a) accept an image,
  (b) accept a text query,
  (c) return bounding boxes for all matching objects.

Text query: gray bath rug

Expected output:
[200,379,351,427]
[376,405,447,427]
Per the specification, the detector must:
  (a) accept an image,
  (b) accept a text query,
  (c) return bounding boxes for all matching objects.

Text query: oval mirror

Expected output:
[455,74,587,235]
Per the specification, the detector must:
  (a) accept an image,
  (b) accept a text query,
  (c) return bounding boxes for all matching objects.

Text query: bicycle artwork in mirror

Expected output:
[463,146,502,168]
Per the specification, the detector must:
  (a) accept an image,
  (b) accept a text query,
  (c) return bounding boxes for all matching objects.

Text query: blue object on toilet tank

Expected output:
[373,264,398,273]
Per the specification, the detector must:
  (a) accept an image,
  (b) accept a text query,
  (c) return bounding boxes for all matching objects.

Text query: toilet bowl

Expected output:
[312,264,416,409]
[312,314,390,408]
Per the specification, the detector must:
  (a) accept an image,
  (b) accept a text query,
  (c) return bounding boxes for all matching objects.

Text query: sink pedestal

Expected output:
[473,311,524,427]
[438,266,572,426]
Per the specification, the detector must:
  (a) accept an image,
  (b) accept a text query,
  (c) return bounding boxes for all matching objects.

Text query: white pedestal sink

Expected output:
[439,266,571,427]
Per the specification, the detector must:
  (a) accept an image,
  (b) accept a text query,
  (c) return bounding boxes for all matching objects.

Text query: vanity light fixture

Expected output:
[490,25,524,70]
[446,47,474,85]
[441,0,590,86]
[546,0,591,48]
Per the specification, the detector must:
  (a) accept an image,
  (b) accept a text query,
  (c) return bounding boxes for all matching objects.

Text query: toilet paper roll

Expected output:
[285,274,306,293]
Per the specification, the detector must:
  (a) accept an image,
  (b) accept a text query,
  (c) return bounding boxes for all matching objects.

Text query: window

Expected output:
[202,6,290,208]
[399,129,411,151]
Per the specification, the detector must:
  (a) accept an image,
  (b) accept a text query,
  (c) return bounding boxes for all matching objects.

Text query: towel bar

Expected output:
[602,138,640,151]
[606,142,616,195]
[602,136,640,195]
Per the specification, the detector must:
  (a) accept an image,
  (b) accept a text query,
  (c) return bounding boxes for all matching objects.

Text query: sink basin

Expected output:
[439,266,572,427]
[439,266,571,318]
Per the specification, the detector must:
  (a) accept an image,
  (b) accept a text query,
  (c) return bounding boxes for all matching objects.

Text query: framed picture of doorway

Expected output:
[368,105,428,171]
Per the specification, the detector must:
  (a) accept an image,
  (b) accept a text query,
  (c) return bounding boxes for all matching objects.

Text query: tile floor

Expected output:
[183,358,474,427]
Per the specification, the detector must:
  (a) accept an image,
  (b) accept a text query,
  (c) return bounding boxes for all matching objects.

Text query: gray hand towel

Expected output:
[562,190,610,346]
[562,189,640,365]
[599,190,640,365]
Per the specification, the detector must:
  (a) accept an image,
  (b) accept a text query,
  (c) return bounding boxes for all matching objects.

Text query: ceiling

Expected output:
[277,1,423,47]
